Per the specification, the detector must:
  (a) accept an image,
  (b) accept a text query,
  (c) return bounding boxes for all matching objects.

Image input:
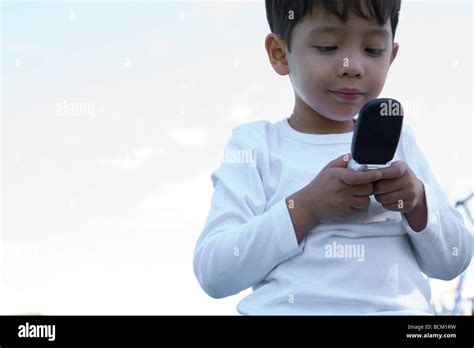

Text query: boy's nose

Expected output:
[337,55,364,78]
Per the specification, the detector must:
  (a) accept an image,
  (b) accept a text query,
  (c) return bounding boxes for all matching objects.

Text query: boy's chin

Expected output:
[321,113,357,122]
[313,105,360,121]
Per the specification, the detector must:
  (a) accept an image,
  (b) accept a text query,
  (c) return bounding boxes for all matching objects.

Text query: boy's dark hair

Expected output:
[265,0,401,52]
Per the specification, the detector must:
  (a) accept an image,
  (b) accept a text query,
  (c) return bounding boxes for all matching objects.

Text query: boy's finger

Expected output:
[339,169,383,186]
[378,161,407,179]
[351,182,374,196]
[324,153,351,169]
[373,178,401,195]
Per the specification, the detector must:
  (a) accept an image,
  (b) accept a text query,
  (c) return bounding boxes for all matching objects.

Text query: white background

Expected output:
[1,0,473,314]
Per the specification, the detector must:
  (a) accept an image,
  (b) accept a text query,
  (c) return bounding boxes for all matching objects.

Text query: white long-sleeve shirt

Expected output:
[193,118,472,315]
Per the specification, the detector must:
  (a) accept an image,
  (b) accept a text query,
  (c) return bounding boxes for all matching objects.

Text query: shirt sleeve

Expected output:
[193,125,304,298]
[400,125,472,280]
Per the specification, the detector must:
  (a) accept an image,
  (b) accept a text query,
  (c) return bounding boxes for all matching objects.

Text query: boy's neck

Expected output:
[288,110,354,134]
[289,98,355,135]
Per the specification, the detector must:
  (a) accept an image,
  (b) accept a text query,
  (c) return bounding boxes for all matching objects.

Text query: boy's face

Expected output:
[267,7,399,122]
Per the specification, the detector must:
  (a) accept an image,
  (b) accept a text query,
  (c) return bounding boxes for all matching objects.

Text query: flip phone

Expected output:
[348,98,404,171]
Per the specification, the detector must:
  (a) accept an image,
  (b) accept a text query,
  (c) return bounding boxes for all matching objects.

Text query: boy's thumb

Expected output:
[325,153,351,169]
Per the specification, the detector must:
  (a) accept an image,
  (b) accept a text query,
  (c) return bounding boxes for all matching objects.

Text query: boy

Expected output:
[193,0,472,314]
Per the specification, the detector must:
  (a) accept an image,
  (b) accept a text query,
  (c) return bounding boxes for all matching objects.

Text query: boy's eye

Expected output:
[314,46,338,53]
[314,46,385,56]
[365,48,385,56]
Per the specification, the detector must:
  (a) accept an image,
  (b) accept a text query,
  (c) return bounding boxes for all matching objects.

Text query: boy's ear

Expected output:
[265,33,289,76]
[390,42,399,65]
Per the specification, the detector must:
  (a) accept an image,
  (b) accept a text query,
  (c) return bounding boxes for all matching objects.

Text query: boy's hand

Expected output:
[287,153,382,242]
[302,154,382,221]
[373,161,424,213]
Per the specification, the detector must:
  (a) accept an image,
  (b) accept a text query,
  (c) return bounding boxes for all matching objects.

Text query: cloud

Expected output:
[96,146,165,170]
[167,128,207,148]
[7,42,47,57]
[149,40,170,58]
[225,104,255,122]
[243,82,265,97]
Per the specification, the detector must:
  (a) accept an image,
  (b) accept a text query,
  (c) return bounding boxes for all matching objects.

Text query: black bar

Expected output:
[0,315,472,346]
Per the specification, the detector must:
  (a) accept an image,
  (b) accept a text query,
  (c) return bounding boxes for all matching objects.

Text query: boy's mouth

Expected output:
[329,88,365,102]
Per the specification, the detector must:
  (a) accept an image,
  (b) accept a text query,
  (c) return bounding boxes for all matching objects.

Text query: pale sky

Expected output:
[0,0,473,314]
